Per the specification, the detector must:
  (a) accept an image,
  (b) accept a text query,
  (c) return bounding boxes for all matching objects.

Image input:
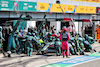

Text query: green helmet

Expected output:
[48,32,52,36]
[78,38,83,41]
[84,34,88,38]
[27,32,31,35]
[34,31,37,34]
[32,33,35,36]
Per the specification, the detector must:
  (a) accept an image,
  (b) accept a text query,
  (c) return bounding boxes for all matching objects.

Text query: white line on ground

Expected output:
[37,56,100,67]
[68,57,100,67]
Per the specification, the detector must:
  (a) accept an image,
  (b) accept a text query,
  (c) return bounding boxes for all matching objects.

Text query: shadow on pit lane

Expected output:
[0,54,56,67]
[44,55,55,56]
[0,55,28,63]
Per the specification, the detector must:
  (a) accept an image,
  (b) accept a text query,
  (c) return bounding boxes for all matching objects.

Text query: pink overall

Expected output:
[62,34,70,56]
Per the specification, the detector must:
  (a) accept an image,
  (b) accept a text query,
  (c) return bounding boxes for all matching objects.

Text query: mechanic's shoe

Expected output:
[8,54,11,57]
[80,52,84,55]
[56,54,59,56]
[75,53,78,55]
[36,53,41,55]
[66,55,70,58]
[59,54,61,56]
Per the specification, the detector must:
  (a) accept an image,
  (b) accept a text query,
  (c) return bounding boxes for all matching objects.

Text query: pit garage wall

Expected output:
[0,12,92,35]
[0,12,92,19]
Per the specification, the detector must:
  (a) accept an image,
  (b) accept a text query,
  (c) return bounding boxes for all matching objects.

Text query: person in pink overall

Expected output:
[61,27,70,58]
[59,31,62,40]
